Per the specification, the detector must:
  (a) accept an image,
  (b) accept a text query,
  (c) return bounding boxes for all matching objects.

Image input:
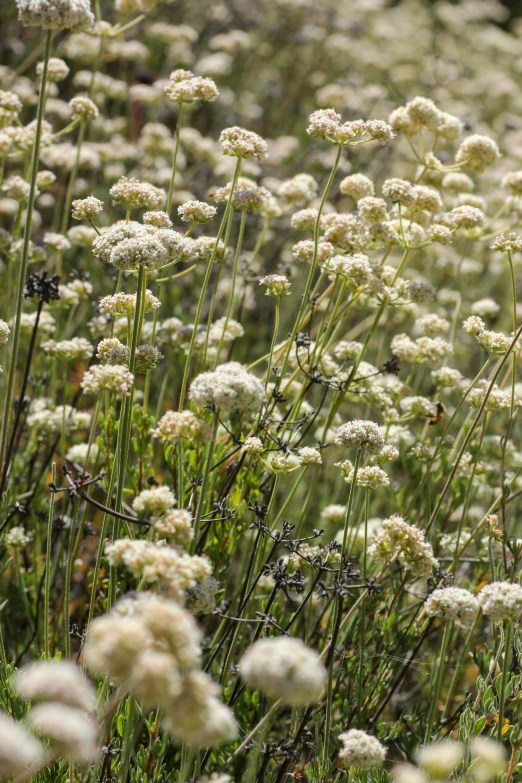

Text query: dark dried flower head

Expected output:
[25,271,61,303]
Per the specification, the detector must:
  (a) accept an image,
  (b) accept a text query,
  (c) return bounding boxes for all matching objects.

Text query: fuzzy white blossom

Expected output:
[189,362,264,412]
[239,637,326,706]
[0,713,44,779]
[132,486,176,516]
[338,729,386,768]
[335,420,385,454]
[478,581,522,621]
[16,0,94,31]
[425,587,479,624]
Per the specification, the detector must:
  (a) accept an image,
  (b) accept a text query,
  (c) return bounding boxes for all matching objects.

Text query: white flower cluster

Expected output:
[307,109,394,145]
[97,338,163,372]
[5,526,33,548]
[467,380,512,412]
[0,90,23,127]
[152,410,212,443]
[85,593,236,749]
[69,95,98,122]
[178,200,217,223]
[105,538,211,602]
[92,220,197,271]
[151,509,194,545]
[389,96,462,141]
[0,712,44,780]
[241,436,264,456]
[338,729,386,768]
[219,126,268,160]
[66,442,100,467]
[132,485,176,516]
[391,333,453,367]
[335,461,390,489]
[334,420,385,454]
[16,0,94,31]
[72,196,104,220]
[369,514,438,578]
[42,336,93,361]
[0,320,10,345]
[27,398,91,435]
[81,364,134,396]
[259,274,291,297]
[280,174,318,203]
[99,289,160,316]
[109,176,166,211]
[239,636,326,706]
[14,661,98,764]
[478,581,522,622]
[189,362,264,412]
[165,69,219,104]
[425,587,479,624]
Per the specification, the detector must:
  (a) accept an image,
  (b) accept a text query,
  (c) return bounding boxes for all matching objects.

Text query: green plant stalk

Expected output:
[213,209,247,365]
[427,324,522,534]
[270,460,303,532]
[442,613,480,719]
[324,452,361,759]
[58,121,87,252]
[203,205,234,363]
[110,265,147,604]
[323,595,344,763]
[192,410,220,548]
[405,356,493,516]
[424,620,453,743]
[119,696,137,783]
[357,491,370,723]
[0,29,53,486]
[178,157,242,410]
[279,143,344,380]
[177,442,185,508]
[265,298,280,389]
[498,621,514,742]
[340,451,361,560]
[320,246,411,439]
[452,416,487,571]
[166,102,184,215]
[63,497,79,659]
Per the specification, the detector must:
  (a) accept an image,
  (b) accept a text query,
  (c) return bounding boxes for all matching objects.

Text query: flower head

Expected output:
[16,0,94,31]
[338,729,386,769]
[239,637,326,706]
[219,126,268,160]
[335,420,385,454]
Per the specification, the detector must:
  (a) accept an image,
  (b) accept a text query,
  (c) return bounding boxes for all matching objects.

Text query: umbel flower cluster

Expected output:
[2,0,522,781]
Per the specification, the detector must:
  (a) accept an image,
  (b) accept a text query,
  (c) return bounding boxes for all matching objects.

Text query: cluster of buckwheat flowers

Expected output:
[2,0,522,781]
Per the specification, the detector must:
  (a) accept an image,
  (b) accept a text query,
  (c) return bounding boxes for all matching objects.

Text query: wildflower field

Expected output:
[5,0,522,781]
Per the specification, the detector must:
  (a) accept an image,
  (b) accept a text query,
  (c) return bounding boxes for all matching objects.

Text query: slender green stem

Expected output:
[427,325,522,533]
[424,620,453,743]
[192,411,220,547]
[280,143,344,379]
[119,696,137,783]
[265,299,280,387]
[356,490,370,725]
[442,613,479,719]
[110,266,146,603]
[340,451,362,561]
[213,209,247,364]
[324,595,344,762]
[498,621,513,742]
[178,157,242,409]
[0,29,53,486]
[59,121,87,247]
[166,102,184,215]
